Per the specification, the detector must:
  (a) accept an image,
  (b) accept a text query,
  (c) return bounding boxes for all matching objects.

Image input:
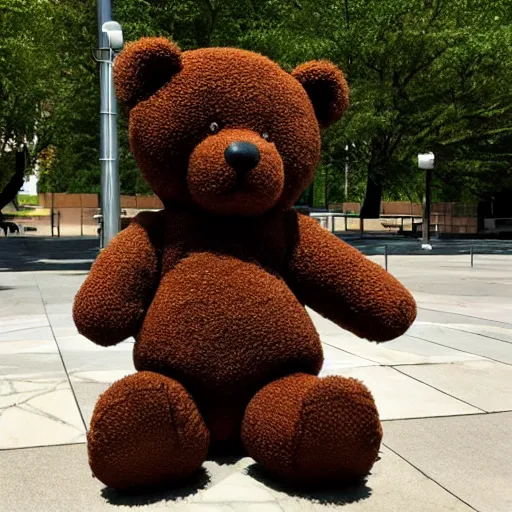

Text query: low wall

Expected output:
[382,202,422,216]
[38,193,163,210]
[28,195,478,235]
[38,193,99,208]
[330,202,423,215]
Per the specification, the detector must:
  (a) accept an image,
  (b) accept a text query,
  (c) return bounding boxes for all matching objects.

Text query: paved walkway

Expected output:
[1,238,512,511]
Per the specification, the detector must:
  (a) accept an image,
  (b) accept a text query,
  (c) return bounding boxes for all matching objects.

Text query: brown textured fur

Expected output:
[74,37,416,491]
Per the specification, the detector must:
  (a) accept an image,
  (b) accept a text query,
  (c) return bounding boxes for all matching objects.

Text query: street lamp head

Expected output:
[418,152,434,170]
[102,21,123,51]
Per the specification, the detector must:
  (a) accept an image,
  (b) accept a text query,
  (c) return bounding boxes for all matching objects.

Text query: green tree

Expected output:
[9,0,510,210]
[0,0,101,202]
[298,0,512,214]
[0,0,58,205]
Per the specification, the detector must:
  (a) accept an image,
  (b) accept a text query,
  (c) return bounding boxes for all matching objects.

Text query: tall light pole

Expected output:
[96,1,123,247]
[344,144,349,200]
[418,152,434,250]
[344,143,355,201]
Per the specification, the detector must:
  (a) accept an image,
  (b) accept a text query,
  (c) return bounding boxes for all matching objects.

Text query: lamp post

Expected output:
[96,1,123,248]
[418,152,434,250]
[344,144,349,200]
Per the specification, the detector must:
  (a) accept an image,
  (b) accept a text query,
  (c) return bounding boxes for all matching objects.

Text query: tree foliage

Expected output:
[1,0,511,209]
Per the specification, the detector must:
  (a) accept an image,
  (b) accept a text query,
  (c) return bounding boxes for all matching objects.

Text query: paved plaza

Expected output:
[1,237,512,511]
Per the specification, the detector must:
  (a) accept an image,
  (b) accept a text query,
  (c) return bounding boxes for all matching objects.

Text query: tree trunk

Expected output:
[360,171,383,218]
[0,150,26,211]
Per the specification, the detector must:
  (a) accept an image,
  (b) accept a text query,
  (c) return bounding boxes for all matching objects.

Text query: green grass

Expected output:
[5,209,50,217]
[17,194,39,206]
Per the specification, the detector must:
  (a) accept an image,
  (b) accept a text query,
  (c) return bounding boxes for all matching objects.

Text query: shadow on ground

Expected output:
[246,463,372,506]
[0,237,98,272]
[99,455,372,508]
[101,468,210,506]
[339,235,512,256]
[2,235,512,273]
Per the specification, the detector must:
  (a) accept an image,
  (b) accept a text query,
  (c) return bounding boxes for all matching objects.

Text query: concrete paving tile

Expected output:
[193,473,276,503]
[385,334,486,362]
[308,308,344,336]
[408,323,512,364]
[0,444,474,512]
[0,242,510,510]
[335,366,480,420]
[0,271,37,286]
[56,333,134,352]
[0,289,47,318]
[416,307,512,329]
[45,303,74,316]
[0,314,49,333]
[384,412,512,512]
[311,310,487,366]
[0,338,57,356]
[172,505,281,511]
[396,361,512,412]
[0,351,65,376]
[61,347,135,374]
[46,312,76,328]
[320,343,376,372]
[71,370,135,384]
[51,325,80,339]
[322,331,484,366]
[0,444,177,511]
[54,333,99,350]
[0,372,85,448]
[0,325,54,343]
[0,325,57,358]
[413,294,512,324]
[248,445,474,511]
[424,321,512,344]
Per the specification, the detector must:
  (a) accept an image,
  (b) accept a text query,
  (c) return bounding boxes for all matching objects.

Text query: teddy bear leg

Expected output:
[87,371,210,491]
[241,373,382,485]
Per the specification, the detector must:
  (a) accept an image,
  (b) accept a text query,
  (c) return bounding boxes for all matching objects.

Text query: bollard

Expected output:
[470,245,474,267]
[384,245,388,271]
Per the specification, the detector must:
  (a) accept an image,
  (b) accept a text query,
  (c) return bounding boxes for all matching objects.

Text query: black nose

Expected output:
[224,142,260,172]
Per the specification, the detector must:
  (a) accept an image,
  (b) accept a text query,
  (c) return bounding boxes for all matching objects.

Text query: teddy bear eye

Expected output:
[262,132,270,141]
[209,122,220,134]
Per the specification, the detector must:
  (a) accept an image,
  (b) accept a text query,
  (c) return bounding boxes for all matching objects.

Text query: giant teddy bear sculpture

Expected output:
[73,37,417,491]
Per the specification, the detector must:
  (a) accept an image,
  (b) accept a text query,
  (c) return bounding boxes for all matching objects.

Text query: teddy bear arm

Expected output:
[73,220,160,346]
[288,215,417,342]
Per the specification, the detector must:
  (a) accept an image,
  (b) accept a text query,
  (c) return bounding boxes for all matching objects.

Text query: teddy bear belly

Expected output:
[133,252,323,400]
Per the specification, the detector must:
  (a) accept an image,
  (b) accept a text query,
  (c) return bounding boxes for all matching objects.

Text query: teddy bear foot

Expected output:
[87,371,210,491]
[241,373,382,486]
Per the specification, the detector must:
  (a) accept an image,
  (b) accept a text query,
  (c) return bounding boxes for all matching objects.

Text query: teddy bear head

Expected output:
[114,37,349,216]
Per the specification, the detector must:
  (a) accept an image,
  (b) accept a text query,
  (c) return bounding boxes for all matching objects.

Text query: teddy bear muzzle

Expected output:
[187,128,285,216]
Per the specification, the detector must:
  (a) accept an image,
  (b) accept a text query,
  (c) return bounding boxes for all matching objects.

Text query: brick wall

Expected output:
[38,193,164,210]
[38,193,99,208]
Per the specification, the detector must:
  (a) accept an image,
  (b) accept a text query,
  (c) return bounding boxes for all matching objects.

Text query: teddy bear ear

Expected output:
[291,60,349,128]
[113,37,183,109]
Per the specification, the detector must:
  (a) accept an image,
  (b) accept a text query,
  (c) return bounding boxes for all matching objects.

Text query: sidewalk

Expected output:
[1,239,512,511]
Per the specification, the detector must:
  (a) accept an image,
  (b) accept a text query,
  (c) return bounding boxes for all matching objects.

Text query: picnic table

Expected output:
[379,215,423,232]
